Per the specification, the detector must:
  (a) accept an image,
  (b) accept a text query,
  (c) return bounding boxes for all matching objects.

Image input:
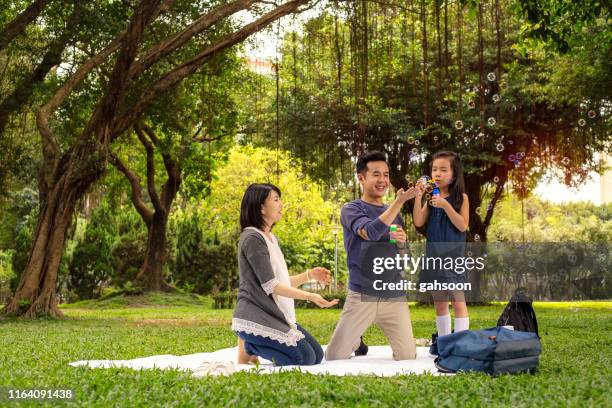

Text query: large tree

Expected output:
[2,0,312,318]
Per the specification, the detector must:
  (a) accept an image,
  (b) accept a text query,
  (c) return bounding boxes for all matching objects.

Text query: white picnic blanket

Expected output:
[70,346,446,377]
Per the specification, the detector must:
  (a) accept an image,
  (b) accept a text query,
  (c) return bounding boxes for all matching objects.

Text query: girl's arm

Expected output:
[413,189,430,228]
[441,193,470,232]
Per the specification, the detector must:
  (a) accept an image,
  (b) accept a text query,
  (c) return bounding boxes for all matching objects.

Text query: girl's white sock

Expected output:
[436,314,452,336]
[455,317,470,332]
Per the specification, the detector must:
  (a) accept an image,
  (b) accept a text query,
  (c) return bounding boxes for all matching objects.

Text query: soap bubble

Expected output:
[487,117,496,126]
[414,140,420,146]
[433,135,439,142]
[509,154,516,161]
[407,136,415,144]
[493,176,500,183]
[454,120,464,130]
[484,88,490,95]
[428,200,434,206]
[468,100,476,109]
[578,118,586,126]
[487,72,496,81]
[412,147,418,154]
[426,185,434,193]
[475,207,482,215]
[508,140,514,145]
[467,251,473,257]
[425,194,431,200]
[492,94,501,103]
[588,110,596,118]
[518,151,525,158]
[500,80,508,90]
[478,132,485,138]
[474,234,481,242]
[496,143,504,151]
[512,105,517,112]
[562,156,570,165]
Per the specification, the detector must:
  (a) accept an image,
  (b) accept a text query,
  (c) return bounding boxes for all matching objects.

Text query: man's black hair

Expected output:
[356,151,389,174]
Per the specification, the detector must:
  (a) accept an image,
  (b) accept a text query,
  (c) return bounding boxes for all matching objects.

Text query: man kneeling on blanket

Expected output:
[326,151,418,361]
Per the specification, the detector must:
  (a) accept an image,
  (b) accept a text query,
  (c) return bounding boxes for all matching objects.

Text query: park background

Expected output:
[0,0,610,406]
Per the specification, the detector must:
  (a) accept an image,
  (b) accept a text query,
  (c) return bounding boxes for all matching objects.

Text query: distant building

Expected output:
[601,153,612,204]
[245,58,274,75]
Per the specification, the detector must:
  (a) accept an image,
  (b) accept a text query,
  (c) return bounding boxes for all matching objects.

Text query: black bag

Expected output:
[497,288,539,336]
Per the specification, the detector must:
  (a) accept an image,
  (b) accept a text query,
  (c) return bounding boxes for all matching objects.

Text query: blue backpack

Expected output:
[434,327,541,375]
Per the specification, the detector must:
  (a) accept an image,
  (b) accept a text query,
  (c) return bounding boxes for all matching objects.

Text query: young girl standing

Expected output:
[413,151,470,339]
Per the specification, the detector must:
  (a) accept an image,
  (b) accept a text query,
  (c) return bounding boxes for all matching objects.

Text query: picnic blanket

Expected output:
[70,345,446,377]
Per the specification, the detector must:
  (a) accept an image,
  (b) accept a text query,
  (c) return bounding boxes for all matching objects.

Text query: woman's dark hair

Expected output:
[240,183,282,231]
[431,151,465,211]
[356,151,389,174]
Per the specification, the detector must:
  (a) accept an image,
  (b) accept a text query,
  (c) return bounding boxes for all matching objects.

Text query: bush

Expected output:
[67,202,152,300]
[172,211,238,295]
[212,290,237,309]
[0,249,14,304]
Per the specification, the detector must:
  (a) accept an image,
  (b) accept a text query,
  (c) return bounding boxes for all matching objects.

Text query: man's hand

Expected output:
[389,225,407,246]
[396,187,418,203]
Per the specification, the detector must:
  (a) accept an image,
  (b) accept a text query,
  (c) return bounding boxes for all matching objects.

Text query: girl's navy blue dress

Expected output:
[419,196,468,284]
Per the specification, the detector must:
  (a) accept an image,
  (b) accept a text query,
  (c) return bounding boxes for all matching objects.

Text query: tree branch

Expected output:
[0,1,82,135]
[193,133,229,143]
[108,152,154,225]
[81,0,169,146]
[0,0,51,52]
[483,177,505,228]
[129,0,255,81]
[111,0,309,139]
[134,123,163,213]
[140,122,175,177]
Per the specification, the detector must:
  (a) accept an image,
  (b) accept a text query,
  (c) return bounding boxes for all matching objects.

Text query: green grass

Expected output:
[1,295,610,407]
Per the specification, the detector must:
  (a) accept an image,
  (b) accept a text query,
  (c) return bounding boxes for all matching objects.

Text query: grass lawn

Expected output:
[1,293,610,407]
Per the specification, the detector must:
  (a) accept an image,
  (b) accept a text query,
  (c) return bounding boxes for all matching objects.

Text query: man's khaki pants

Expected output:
[325,289,417,361]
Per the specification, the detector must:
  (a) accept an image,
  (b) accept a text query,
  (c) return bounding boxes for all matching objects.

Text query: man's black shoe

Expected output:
[355,336,368,356]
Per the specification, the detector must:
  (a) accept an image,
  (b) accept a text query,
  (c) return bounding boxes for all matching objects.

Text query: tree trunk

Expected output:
[421,0,430,127]
[135,212,174,292]
[2,167,89,317]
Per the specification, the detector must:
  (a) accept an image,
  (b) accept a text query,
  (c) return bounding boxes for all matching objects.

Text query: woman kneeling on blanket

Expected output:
[232,183,339,366]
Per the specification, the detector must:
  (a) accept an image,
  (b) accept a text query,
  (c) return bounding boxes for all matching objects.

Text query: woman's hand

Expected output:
[309,267,332,285]
[308,293,339,308]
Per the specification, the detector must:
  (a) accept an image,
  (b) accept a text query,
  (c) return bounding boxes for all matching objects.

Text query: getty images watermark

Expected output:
[371,253,483,292]
[356,242,611,301]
